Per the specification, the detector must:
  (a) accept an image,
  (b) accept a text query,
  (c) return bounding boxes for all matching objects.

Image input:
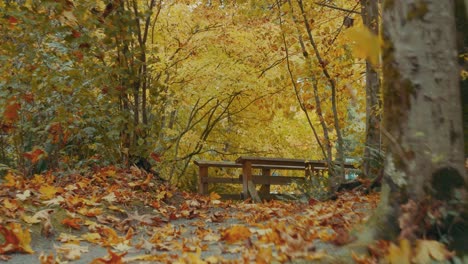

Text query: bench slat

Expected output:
[194,160,307,170]
[206,175,304,185]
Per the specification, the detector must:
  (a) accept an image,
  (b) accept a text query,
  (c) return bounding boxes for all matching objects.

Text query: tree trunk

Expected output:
[364,0,467,252]
[361,0,383,179]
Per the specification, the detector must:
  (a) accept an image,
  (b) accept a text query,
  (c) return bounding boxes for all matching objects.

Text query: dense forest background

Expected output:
[0,0,371,190]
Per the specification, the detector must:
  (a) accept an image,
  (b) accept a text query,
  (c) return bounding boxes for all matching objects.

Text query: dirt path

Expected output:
[0,169,379,263]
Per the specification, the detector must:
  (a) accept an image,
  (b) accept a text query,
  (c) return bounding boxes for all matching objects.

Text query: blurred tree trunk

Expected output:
[363,0,468,252]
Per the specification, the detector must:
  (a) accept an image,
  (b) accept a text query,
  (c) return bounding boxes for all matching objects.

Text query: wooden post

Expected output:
[242,160,252,199]
[198,166,208,195]
[259,168,271,195]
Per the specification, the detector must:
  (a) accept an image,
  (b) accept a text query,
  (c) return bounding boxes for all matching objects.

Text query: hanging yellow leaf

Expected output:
[345,25,381,66]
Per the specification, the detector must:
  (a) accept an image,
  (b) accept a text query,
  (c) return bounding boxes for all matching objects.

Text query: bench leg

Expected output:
[198,166,208,195]
[242,161,252,199]
[259,168,271,195]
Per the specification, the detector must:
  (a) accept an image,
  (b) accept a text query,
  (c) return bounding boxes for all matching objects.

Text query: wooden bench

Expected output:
[194,160,305,196]
[195,157,355,199]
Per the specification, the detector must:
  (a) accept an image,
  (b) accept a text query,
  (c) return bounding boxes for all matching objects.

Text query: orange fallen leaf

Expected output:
[23,148,46,164]
[3,98,21,123]
[90,249,127,264]
[62,218,82,230]
[0,223,34,254]
[209,192,221,200]
[221,225,251,244]
[39,252,56,264]
[77,207,103,217]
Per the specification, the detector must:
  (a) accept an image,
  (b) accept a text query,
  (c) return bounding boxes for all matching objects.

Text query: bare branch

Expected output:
[315,1,360,14]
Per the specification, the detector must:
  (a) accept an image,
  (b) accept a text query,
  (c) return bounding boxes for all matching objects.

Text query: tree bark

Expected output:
[360,0,383,179]
[364,0,467,251]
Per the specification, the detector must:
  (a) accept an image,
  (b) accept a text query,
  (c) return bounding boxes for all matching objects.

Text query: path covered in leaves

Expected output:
[0,167,380,263]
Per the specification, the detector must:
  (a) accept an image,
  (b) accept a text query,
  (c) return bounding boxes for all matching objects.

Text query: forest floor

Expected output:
[0,166,384,263]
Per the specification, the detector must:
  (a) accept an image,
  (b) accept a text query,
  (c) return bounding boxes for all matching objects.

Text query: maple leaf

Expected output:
[54,243,88,261]
[3,98,21,123]
[2,172,19,188]
[57,233,82,243]
[412,240,454,263]
[177,247,206,264]
[23,147,46,164]
[16,190,32,201]
[77,207,103,217]
[42,196,65,206]
[81,233,101,244]
[39,252,57,264]
[209,192,221,200]
[39,185,60,200]
[90,249,127,264]
[62,218,82,230]
[0,223,34,254]
[256,246,273,264]
[221,225,251,244]
[386,239,411,264]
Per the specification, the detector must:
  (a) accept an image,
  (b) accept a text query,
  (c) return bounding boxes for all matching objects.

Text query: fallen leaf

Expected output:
[62,218,82,230]
[16,190,32,201]
[77,207,103,217]
[221,225,251,244]
[23,148,46,164]
[412,240,454,264]
[209,192,221,200]
[57,233,82,243]
[81,233,101,243]
[0,223,34,254]
[90,249,127,264]
[54,243,88,261]
[386,239,411,264]
[39,185,60,200]
[39,252,56,264]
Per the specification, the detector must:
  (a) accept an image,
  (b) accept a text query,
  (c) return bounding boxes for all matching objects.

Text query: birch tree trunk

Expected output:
[363,0,467,252]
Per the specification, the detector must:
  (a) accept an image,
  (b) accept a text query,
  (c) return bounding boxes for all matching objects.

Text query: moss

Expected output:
[383,0,395,10]
[407,2,429,21]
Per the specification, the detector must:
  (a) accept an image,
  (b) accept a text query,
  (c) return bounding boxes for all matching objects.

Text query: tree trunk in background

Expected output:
[363,0,468,253]
[360,0,383,179]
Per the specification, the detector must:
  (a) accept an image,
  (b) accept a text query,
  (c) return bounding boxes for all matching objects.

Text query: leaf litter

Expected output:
[0,167,446,263]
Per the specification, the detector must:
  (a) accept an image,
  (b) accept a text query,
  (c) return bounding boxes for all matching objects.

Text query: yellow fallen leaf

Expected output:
[386,239,411,264]
[77,207,103,217]
[57,233,83,243]
[412,240,453,264]
[39,185,60,200]
[3,172,18,187]
[81,233,101,244]
[221,225,251,244]
[22,215,41,224]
